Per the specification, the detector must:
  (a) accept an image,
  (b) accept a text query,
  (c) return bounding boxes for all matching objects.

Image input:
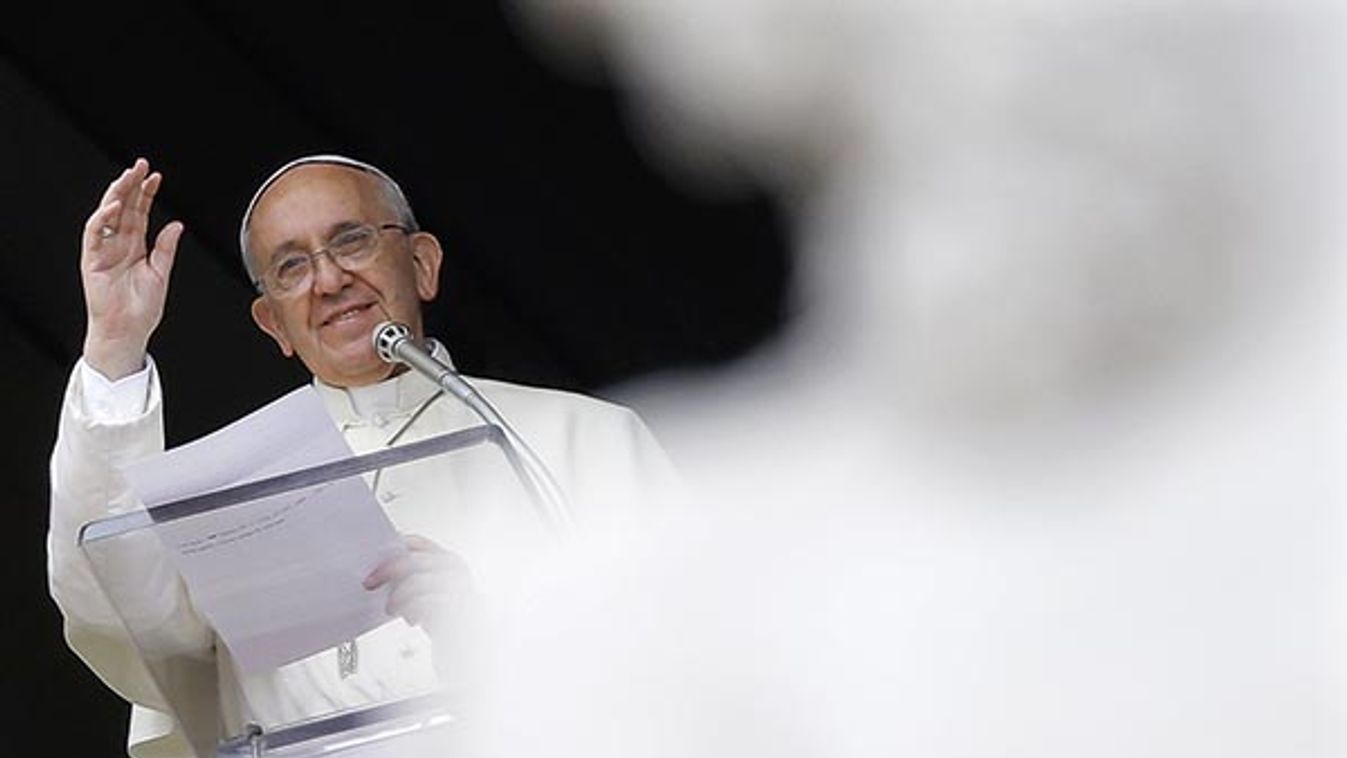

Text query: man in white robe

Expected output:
[48,156,679,757]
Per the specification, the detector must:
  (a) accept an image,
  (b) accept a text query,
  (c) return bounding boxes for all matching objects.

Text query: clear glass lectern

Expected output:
[78,423,552,757]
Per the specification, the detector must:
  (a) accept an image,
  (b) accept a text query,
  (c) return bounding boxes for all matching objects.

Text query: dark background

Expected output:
[1,3,790,754]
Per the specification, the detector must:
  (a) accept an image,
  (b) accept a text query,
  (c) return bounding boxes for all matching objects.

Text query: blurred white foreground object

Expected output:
[464,3,1347,757]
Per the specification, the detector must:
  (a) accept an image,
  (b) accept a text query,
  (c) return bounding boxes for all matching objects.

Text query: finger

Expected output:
[364,553,411,589]
[95,159,148,212]
[82,200,124,252]
[113,160,151,228]
[404,534,448,553]
[95,165,133,210]
[364,552,433,589]
[149,221,184,279]
[364,535,451,588]
[90,161,147,237]
[120,170,159,241]
[363,550,463,590]
[127,172,163,238]
[138,171,162,209]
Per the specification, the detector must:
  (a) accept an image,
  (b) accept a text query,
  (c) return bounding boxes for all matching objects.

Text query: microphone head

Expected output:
[372,321,412,363]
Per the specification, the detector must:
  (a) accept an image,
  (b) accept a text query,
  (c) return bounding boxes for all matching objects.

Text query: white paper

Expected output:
[120,386,406,673]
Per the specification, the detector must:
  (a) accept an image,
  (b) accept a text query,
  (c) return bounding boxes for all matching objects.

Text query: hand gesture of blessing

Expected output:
[81,158,184,380]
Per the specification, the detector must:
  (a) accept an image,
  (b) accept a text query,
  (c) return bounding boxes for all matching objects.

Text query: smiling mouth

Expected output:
[321,303,376,327]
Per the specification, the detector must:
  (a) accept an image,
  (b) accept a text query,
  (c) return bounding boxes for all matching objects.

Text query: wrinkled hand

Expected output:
[364,535,477,645]
[81,158,184,379]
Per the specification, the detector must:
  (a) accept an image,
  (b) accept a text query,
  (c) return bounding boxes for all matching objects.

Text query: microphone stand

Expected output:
[373,322,575,538]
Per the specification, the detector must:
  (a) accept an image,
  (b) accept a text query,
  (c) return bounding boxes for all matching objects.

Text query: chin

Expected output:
[315,366,395,389]
[306,348,395,388]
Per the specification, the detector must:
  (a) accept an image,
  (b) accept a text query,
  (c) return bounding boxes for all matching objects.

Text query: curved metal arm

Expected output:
[373,322,575,537]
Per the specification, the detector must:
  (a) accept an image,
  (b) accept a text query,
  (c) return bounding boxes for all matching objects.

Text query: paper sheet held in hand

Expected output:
[120,386,406,673]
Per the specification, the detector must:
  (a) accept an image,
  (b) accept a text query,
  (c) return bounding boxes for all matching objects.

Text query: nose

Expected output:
[310,251,351,294]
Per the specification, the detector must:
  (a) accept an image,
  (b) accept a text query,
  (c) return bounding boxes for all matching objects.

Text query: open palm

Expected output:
[80,158,184,379]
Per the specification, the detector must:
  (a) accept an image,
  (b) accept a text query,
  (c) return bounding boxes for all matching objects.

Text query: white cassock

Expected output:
[48,341,681,758]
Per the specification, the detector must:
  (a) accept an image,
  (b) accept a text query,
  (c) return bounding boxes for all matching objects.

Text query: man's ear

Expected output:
[251,296,295,356]
[409,233,444,302]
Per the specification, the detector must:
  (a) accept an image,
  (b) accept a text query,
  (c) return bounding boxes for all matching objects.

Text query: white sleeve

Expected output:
[48,356,219,755]
[77,356,155,423]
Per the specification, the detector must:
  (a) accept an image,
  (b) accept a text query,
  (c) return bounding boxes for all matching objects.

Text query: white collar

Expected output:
[313,338,453,426]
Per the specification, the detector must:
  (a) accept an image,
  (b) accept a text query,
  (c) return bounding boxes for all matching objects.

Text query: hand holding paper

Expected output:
[120,386,408,672]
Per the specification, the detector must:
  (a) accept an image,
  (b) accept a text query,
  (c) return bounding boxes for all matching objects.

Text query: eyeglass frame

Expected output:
[251,222,412,296]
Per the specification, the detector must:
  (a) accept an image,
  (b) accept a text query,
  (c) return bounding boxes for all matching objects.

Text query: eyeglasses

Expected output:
[256,223,410,296]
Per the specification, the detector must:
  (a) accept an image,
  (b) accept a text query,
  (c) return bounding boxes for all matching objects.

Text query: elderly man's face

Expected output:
[247,164,442,387]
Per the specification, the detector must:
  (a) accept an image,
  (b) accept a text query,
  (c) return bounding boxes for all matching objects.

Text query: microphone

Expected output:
[373,321,466,402]
[371,321,573,535]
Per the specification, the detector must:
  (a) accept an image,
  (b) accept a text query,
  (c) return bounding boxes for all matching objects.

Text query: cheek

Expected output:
[378,266,426,305]
[273,302,313,339]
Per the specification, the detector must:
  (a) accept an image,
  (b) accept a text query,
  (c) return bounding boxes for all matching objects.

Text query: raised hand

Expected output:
[81,158,185,380]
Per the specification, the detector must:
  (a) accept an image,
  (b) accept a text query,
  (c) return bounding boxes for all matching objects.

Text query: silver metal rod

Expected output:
[374,322,575,537]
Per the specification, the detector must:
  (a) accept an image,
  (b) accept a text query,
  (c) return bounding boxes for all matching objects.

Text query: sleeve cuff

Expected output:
[78,356,156,423]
